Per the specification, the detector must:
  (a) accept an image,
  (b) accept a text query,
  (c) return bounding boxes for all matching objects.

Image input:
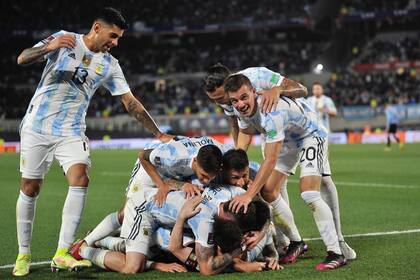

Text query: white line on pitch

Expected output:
[1,228,420,269]
[288,179,419,189]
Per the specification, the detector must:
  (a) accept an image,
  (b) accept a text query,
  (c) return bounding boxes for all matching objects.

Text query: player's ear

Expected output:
[92,21,102,33]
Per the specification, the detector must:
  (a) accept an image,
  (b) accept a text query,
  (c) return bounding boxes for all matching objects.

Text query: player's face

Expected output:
[194,160,217,185]
[229,85,257,117]
[224,167,250,188]
[206,86,230,105]
[312,84,323,98]
[94,22,124,52]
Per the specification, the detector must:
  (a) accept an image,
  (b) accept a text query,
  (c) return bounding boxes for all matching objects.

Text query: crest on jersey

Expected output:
[82,54,92,67]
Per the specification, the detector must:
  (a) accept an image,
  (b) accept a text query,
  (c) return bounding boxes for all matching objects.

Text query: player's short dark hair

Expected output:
[312,82,323,87]
[224,74,253,94]
[253,199,270,231]
[223,200,258,233]
[222,149,249,172]
[204,63,231,93]
[197,145,223,174]
[213,217,242,254]
[95,7,128,30]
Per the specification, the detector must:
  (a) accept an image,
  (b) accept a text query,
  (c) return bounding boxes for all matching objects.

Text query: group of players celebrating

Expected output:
[12,7,356,277]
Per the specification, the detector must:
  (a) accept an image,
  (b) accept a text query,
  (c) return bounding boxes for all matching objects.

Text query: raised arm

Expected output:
[17,34,76,66]
[229,116,240,147]
[236,128,254,151]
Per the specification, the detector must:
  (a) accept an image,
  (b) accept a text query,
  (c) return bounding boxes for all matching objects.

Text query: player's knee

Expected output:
[122,263,144,274]
[21,178,42,197]
[69,172,89,186]
[117,210,125,224]
[260,187,278,202]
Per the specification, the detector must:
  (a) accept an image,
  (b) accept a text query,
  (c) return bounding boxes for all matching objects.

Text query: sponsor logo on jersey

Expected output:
[68,52,76,59]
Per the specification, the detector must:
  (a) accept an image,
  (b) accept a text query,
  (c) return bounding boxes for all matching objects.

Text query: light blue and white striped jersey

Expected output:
[236,96,328,149]
[306,95,337,132]
[385,105,400,125]
[148,136,232,181]
[220,67,285,116]
[151,227,195,252]
[144,185,245,248]
[21,30,130,136]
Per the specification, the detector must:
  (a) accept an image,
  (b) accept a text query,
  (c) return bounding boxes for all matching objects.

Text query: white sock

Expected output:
[321,176,344,241]
[85,212,121,246]
[57,186,87,249]
[96,237,126,252]
[16,191,38,254]
[280,179,290,205]
[301,191,341,254]
[270,194,302,242]
[80,246,108,269]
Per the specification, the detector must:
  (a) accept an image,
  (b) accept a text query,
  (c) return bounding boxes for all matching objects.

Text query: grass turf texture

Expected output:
[1,144,420,279]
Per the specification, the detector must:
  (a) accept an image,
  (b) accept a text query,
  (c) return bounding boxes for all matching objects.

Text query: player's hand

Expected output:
[265,258,283,270]
[229,193,253,213]
[154,184,170,207]
[153,262,187,273]
[243,230,265,250]
[182,183,204,198]
[179,196,202,220]
[45,34,76,51]
[258,88,279,113]
[158,133,175,143]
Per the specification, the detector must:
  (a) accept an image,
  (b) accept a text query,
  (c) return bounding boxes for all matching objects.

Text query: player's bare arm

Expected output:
[229,116,240,146]
[230,140,283,213]
[164,178,204,198]
[232,258,266,272]
[138,149,170,206]
[236,128,253,151]
[196,244,234,275]
[120,92,173,142]
[17,34,76,66]
[259,78,308,113]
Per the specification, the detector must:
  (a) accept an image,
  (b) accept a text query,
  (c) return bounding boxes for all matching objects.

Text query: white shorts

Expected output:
[120,197,155,256]
[262,136,331,178]
[19,129,91,179]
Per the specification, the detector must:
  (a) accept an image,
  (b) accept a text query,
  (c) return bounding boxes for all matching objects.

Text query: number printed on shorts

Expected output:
[299,147,316,162]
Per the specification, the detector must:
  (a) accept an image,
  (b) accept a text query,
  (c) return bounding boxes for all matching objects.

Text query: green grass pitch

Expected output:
[1,143,420,279]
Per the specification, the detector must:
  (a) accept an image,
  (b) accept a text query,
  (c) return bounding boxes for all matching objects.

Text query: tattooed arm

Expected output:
[277,78,308,98]
[17,34,76,66]
[120,92,164,137]
[195,243,234,275]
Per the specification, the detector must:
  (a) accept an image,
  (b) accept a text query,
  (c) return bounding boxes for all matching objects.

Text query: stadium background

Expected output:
[1,1,420,279]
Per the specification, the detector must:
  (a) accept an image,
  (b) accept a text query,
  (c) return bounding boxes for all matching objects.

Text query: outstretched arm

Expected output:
[120,92,173,142]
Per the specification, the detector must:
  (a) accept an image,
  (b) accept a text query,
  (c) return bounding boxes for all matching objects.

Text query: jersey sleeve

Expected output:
[149,144,177,168]
[33,30,67,61]
[103,61,131,96]
[239,67,284,90]
[219,104,236,116]
[263,112,285,143]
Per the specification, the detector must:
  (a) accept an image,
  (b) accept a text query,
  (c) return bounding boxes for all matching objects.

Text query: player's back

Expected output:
[21,30,123,137]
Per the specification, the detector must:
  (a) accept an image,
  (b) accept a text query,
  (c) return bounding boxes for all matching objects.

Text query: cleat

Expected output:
[279,241,307,264]
[51,251,92,272]
[70,239,85,260]
[12,253,31,277]
[316,251,346,270]
[339,241,356,260]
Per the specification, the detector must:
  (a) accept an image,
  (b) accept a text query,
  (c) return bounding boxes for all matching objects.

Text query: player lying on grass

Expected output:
[225,74,347,270]
[205,64,356,261]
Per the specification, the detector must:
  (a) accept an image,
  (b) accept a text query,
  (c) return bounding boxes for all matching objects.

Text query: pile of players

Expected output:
[68,65,357,274]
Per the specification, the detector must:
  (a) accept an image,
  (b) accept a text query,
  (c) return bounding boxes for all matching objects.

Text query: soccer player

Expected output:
[225,74,347,270]
[306,82,337,132]
[306,83,356,259]
[384,102,403,151]
[13,7,172,276]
